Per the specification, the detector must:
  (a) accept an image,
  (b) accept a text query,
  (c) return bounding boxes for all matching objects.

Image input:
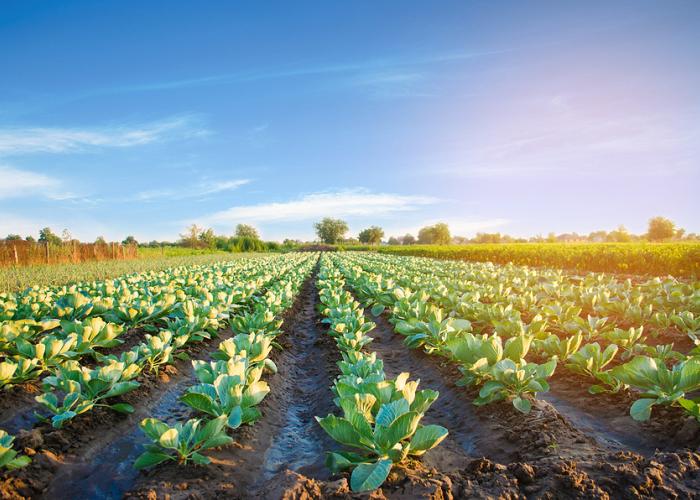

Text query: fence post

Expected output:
[73,241,78,263]
[13,244,18,265]
[111,242,116,259]
[46,241,50,264]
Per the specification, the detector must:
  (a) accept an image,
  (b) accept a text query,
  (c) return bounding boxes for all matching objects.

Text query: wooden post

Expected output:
[111,242,116,259]
[12,244,18,265]
[46,241,50,264]
[73,241,78,263]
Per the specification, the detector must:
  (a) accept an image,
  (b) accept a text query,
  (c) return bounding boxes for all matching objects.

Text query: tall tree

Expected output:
[235,224,260,240]
[314,218,349,244]
[647,217,676,241]
[358,226,384,245]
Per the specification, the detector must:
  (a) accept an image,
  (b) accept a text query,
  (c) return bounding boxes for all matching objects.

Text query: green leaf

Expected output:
[371,304,385,317]
[110,403,134,414]
[630,398,656,421]
[7,455,31,470]
[181,392,217,416]
[350,458,392,492]
[325,451,367,473]
[103,381,140,399]
[52,411,77,428]
[190,452,211,465]
[140,418,170,441]
[316,415,366,449]
[227,406,243,429]
[409,425,448,455]
[513,396,532,414]
[159,428,179,449]
[134,451,172,470]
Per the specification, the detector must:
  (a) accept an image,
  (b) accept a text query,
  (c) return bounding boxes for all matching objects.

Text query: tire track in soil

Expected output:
[125,267,341,499]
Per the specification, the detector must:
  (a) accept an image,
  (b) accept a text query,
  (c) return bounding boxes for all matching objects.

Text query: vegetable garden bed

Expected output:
[2,252,699,498]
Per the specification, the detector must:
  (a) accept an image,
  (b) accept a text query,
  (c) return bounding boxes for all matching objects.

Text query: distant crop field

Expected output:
[356,242,700,278]
[0,252,257,291]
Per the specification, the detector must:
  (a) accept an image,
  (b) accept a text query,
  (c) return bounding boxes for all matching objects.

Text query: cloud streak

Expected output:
[193,189,437,226]
[133,178,251,202]
[0,165,75,200]
[0,116,208,156]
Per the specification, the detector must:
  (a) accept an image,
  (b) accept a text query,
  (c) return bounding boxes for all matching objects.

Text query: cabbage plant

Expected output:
[0,430,31,471]
[610,356,700,421]
[317,372,447,492]
[36,359,141,428]
[134,415,233,469]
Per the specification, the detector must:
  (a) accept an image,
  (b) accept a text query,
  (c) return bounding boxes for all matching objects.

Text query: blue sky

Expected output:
[1,1,698,242]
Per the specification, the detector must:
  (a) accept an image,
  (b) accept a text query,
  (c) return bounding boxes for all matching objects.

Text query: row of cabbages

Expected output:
[0,254,313,471]
[1,256,294,389]
[315,255,448,492]
[334,253,700,422]
[134,255,315,469]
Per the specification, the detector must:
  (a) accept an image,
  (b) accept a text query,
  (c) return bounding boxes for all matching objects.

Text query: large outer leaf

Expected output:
[134,451,172,470]
[409,425,448,455]
[316,415,366,450]
[350,458,393,492]
[611,356,659,390]
[680,359,700,392]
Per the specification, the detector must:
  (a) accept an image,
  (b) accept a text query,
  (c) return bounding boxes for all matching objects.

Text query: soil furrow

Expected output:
[125,267,341,499]
[40,330,233,499]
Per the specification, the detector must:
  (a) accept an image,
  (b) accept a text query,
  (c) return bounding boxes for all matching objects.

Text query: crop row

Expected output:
[0,253,315,473]
[332,252,700,422]
[366,242,700,278]
[314,254,448,492]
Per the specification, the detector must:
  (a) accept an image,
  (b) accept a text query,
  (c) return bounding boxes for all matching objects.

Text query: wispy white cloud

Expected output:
[133,178,251,202]
[193,189,437,226]
[0,116,208,156]
[0,164,79,200]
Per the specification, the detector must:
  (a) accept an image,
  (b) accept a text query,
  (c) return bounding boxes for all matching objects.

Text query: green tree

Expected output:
[5,234,21,241]
[387,236,401,245]
[179,224,203,248]
[198,228,216,248]
[95,236,107,245]
[235,224,260,240]
[647,217,676,241]
[401,234,416,245]
[417,223,451,245]
[122,235,138,245]
[358,226,384,245]
[38,227,62,245]
[25,236,35,243]
[314,218,349,244]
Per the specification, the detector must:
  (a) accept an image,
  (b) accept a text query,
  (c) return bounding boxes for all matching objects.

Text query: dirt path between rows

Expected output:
[126,266,341,499]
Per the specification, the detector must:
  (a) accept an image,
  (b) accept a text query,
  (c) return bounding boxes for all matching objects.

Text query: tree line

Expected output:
[3,216,695,249]
[313,216,696,245]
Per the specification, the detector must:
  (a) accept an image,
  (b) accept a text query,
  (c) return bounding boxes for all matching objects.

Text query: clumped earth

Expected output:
[2,274,699,499]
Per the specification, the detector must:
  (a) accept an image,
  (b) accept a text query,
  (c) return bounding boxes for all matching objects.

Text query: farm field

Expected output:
[1,252,699,498]
[354,242,700,278]
[0,253,258,292]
